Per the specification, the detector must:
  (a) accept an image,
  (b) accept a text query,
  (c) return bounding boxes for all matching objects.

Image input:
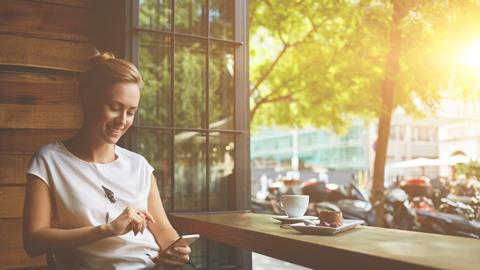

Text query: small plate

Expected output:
[289,219,365,235]
[273,215,318,224]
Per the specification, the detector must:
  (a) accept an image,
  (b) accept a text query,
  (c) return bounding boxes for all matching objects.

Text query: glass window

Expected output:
[209,132,235,211]
[209,0,234,39]
[139,33,172,127]
[390,125,397,140]
[175,0,207,36]
[139,0,172,31]
[174,131,207,211]
[135,0,247,267]
[138,129,172,209]
[174,37,207,128]
[209,42,234,129]
[398,125,404,141]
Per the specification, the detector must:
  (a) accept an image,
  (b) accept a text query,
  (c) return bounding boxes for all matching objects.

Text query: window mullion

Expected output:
[170,0,176,212]
[206,0,211,214]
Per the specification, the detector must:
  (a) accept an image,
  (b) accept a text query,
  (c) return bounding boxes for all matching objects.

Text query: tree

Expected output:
[249,0,387,132]
[250,0,480,225]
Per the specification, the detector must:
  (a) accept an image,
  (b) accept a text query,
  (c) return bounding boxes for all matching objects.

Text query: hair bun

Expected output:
[87,52,116,67]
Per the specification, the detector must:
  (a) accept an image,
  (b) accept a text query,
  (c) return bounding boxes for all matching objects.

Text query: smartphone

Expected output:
[164,234,200,253]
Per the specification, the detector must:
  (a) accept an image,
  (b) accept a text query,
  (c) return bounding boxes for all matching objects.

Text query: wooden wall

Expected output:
[0,0,94,268]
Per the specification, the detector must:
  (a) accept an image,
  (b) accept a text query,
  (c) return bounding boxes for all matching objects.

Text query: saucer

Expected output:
[289,219,365,235]
[272,215,318,224]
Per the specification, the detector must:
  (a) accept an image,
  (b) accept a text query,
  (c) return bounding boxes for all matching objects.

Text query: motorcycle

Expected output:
[382,187,418,230]
[439,194,480,221]
[303,181,381,226]
[416,209,480,239]
[398,177,480,238]
[438,197,477,221]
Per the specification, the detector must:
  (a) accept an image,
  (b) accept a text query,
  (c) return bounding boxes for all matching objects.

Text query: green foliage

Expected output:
[250,0,480,132]
[455,161,480,178]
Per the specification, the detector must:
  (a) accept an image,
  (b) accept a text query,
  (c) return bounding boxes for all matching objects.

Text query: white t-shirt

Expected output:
[27,141,159,270]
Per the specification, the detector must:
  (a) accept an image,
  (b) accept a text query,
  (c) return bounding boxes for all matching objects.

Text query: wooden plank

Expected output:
[32,0,92,9]
[0,104,83,129]
[0,247,46,269]
[0,154,31,185]
[0,186,25,218]
[0,0,90,42]
[0,34,94,72]
[0,71,80,105]
[0,218,23,248]
[0,129,76,155]
[171,212,480,270]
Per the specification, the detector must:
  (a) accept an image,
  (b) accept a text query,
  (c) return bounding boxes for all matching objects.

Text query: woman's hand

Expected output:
[149,245,191,266]
[108,206,156,236]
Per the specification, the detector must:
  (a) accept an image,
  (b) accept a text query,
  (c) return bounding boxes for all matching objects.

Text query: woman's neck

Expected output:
[64,128,117,164]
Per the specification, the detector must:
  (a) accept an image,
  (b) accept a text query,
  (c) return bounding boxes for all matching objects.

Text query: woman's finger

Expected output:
[172,246,191,255]
[176,254,190,264]
[149,254,183,266]
[130,214,142,235]
[171,248,190,263]
[140,210,156,223]
[137,212,147,234]
[134,213,143,235]
[138,213,147,234]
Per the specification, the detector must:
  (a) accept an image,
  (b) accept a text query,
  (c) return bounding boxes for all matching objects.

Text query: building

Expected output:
[251,111,443,186]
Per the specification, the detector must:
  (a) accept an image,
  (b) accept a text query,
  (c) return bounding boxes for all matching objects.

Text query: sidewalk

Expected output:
[252,253,311,270]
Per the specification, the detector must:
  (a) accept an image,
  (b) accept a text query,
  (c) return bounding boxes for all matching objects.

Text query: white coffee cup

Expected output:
[280,195,309,217]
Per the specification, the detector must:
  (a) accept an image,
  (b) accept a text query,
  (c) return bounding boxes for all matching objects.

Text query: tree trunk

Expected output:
[371,0,405,227]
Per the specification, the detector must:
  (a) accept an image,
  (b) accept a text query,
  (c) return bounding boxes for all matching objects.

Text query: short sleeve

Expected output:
[26,150,51,187]
[144,157,154,177]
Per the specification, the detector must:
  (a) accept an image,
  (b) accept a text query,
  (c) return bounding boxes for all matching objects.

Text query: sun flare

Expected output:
[459,39,480,70]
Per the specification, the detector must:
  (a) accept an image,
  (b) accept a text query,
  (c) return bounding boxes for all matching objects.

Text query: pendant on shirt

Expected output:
[102,185,116,223]
[102,185,116,203]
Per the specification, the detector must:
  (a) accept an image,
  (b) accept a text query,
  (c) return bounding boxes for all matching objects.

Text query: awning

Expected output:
[390,155,470,168]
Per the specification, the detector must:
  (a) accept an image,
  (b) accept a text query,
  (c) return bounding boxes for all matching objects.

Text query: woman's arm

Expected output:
[23,174,150,257]
[147,174,191,265]
[23,174,112,256]
[147,174,179,249]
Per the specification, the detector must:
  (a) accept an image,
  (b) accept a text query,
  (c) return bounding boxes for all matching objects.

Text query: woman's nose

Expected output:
[116,111,128,125]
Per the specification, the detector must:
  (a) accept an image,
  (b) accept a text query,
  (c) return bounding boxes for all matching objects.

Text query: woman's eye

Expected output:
[109,105,120,111]
[127,111,135,116]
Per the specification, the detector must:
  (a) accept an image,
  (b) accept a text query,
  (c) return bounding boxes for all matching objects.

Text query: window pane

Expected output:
[190,239,208,269]
[139,33,172,127]
[208,241,238,268]
[138,129,172,210]
[209,132,235,211]
[139,0,172,31]
[209,42,234,129]
[209,0,234,40]
[175,0,206,36]
[174,131,207,211]
[174,37,206,128]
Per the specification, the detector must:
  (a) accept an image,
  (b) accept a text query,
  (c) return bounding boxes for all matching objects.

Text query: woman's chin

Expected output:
[104,134,122,144]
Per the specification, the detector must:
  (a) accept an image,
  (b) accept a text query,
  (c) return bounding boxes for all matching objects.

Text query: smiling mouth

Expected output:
[108,127,124,135]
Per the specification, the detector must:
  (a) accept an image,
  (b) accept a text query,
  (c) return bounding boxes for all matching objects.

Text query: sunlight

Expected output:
[459,39,480,70]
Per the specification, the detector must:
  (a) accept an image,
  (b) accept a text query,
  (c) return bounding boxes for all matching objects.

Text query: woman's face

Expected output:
[87,82,140,144]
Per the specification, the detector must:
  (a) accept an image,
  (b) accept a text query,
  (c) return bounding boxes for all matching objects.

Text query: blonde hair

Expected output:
[79,52,143,102]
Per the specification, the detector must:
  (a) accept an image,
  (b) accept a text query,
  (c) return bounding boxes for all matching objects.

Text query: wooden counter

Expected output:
[171,212,479,270]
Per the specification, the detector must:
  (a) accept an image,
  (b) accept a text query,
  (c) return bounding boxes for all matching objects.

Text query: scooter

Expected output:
[416,209,480,239]
[438,197,476,221]
[382,187,418,230]
[304,181,378,226]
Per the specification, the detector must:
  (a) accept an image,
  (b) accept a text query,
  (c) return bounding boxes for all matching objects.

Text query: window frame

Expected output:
[122,1,251,268]
[125,0,250,212]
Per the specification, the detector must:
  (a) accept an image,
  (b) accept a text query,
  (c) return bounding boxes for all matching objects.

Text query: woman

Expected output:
[23,52,193,269]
